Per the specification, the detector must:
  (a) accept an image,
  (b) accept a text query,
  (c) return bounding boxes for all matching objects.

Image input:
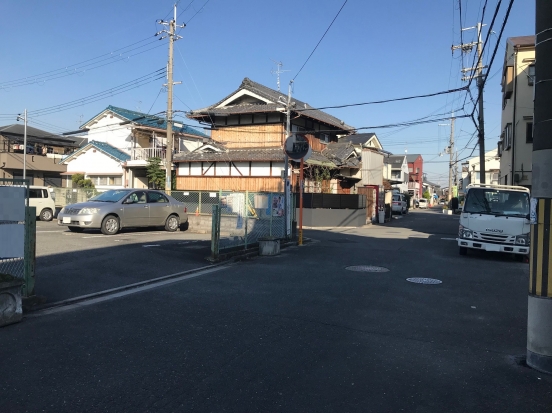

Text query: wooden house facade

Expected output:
[177,77,355,193]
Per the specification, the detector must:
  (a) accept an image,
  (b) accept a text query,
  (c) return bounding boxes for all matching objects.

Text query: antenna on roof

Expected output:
[270,60,290,92]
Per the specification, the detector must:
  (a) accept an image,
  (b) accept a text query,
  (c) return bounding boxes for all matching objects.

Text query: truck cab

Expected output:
[457,184,530,257]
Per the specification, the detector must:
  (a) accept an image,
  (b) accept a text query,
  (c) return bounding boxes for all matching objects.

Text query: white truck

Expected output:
[457,183,531,259]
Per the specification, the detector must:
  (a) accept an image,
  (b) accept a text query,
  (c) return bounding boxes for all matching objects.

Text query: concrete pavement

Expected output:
[2,208,551,412]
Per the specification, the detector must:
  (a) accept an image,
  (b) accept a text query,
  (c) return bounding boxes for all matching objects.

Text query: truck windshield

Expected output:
[464,188,529,217]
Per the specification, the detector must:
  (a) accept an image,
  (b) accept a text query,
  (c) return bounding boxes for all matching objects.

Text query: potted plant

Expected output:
[0,273,24,327]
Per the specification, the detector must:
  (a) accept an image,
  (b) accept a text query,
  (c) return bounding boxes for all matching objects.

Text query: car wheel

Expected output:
[101,215,119,235]
[459,247,467,256]
[40,208,53,222]
[68,226,84,233]
[165,214,180,232]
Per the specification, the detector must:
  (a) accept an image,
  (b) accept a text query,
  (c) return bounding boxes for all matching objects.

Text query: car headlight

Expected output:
[459,226,473,239]
[78,208,100,215]
[515,233,530,246]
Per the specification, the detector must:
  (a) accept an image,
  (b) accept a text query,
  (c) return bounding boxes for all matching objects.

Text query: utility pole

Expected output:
[157,4,185,192]
[447,114,455,201]
[527,0,552,375]
[283,81,293,239]
[453,23,488,183]
[16,109,27,182]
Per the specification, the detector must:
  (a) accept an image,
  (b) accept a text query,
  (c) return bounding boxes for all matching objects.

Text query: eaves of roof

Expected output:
[172,147,285,163]
[61,140,130,164]
[0,124,78,147]
[81,105,209,138]
[188,78,354,132]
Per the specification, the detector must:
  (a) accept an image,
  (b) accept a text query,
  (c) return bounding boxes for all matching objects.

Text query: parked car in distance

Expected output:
[29,186,56,221]
[392,193,408,214]
[439,199,446,205]
[418,198,428,209]
[57,189,188,235]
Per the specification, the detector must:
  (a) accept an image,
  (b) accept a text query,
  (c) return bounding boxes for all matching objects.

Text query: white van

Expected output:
[458,184,530,258]
[29,186,56,221]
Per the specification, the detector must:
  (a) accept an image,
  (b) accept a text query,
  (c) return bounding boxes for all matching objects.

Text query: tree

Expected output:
[422,190,431,200]
[71,173,95,189]
[146,157,166,189]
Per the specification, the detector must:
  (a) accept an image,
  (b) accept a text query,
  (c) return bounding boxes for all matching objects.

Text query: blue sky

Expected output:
[0,0,535,185]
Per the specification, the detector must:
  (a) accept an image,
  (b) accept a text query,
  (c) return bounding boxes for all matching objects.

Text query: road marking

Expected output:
[441,237,457,241]
[81,236,105,239]
[143,244,161,247]
[36,230,65,233]
[29,265,229,317]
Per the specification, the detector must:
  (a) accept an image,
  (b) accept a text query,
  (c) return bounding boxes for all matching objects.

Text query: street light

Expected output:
[16,109,27,182]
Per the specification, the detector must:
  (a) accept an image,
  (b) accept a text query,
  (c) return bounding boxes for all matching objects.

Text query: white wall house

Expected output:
[73,105,209,188]
[462,149,500,189]
[60,141,130,190]
[386,155,408,193]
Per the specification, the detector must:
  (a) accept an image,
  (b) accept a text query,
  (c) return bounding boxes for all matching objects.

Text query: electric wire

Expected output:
[293,0,348,81]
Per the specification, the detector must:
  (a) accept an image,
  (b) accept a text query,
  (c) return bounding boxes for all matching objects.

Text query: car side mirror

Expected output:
[123,198,133,204]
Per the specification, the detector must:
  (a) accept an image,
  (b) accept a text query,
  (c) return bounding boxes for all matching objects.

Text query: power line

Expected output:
[293,0,348,81]
[295,86,468,112]
[27,68,166,117]
[0,38,162,89]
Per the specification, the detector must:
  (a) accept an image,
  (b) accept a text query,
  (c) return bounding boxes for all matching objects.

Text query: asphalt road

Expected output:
[2,208,550,412]
[34,221,212,302]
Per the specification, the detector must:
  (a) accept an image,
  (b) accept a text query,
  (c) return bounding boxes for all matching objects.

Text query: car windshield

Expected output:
[463,188,529,217]
[88,189,131,203]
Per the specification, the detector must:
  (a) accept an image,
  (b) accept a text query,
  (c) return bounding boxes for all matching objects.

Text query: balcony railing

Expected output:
[131,147,166,161]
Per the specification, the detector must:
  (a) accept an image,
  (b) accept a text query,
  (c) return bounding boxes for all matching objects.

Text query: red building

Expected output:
[406,154,423,199]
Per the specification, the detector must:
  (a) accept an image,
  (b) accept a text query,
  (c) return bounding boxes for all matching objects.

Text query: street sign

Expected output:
[284,134,311,160]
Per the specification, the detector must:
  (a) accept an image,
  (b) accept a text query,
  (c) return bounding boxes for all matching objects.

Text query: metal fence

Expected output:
[0,178,36,297]
[51,187,100,208]
[209,191,291,258]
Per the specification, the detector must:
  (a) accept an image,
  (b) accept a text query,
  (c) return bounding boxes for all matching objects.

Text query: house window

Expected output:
[528,65,535,86]
[320,133,329,144]
[88,175,122,186]
[504,123,513,149]
[497,141,503,157]
[416,168,420,174]
[526,122,533,143]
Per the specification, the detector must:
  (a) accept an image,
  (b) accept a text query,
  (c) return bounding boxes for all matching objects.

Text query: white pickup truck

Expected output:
[457,183,530,258]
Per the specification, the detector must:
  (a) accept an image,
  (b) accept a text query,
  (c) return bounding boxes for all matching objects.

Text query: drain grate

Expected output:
[406,277,442,285]
[345,265,389,273]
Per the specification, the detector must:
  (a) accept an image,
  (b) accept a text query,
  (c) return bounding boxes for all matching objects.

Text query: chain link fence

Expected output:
[209,191,290,257]
[51,188,100,209]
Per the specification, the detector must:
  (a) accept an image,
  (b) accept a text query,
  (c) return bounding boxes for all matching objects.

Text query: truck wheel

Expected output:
[101,215,119,235]
[459,247,467,256]
[40,208,53,221]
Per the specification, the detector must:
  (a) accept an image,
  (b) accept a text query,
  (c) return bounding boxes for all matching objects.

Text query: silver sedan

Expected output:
[57,189,188,235]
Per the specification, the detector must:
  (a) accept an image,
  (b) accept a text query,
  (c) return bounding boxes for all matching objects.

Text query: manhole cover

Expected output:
[406,277,442,285]
[345,265,389,273]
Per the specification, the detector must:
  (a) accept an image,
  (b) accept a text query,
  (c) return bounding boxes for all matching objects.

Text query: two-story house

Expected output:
[177,77,354,193]
[406,154,423,199]
[385,155,408,193]
[461,149,500,189]
[497,35,535,189]
[62,105,209,189]
[0,124,77,186]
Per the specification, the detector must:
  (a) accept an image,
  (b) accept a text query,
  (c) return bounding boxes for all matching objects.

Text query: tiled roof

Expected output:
[81,106,209,138]
[173,147,285,162]
[406,154,422,163]
[508,35,535,47]
[338,133,376,145]
[61,140,130,164]
[322,142,359,168]
[0,124,78,147]
[188,78,354,131]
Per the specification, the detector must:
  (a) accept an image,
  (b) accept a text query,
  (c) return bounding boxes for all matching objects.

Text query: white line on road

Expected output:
[441,238,457,241]
[143,244,161,247]
[29,265,229,317]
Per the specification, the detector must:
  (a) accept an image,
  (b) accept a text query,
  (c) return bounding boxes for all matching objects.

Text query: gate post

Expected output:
[23,206,36,298]
[210,205,221,260]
